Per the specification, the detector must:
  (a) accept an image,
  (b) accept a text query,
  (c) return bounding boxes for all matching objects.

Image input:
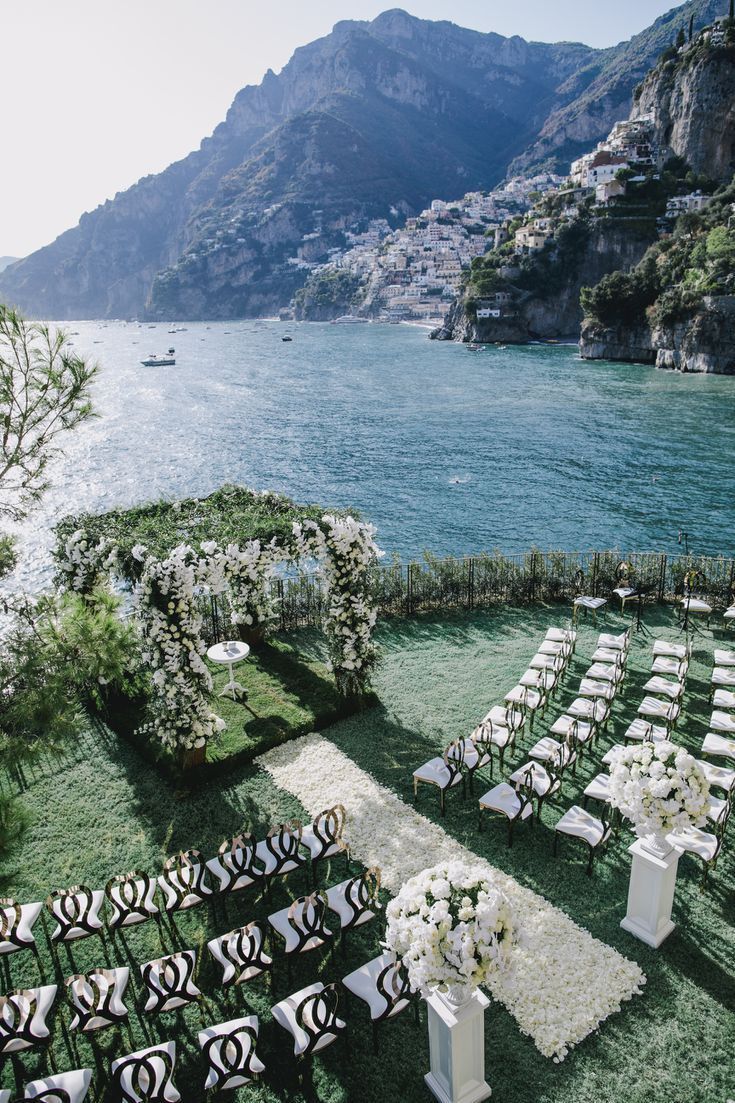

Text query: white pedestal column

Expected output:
[620,839,681,948]
[424,989,492,1103]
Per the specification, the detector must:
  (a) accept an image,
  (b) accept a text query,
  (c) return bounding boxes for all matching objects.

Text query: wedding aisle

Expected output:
[257,732,646,1062]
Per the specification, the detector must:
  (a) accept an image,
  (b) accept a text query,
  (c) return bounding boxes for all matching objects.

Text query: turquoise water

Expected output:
[14,319,735,588]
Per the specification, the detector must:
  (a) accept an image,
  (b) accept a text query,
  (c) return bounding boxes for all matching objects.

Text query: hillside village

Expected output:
[292,17,730,327]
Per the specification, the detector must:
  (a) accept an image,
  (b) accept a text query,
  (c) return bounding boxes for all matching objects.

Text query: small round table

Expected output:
[207,640,250,700]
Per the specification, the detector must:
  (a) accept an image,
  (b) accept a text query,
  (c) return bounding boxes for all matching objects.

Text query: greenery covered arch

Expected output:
[55,485,382,756]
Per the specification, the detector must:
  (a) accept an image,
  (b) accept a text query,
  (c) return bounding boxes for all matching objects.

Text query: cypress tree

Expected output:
[688,14,694,40]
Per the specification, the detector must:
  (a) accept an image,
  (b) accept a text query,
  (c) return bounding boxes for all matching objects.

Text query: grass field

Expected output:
[0,603,732,1102]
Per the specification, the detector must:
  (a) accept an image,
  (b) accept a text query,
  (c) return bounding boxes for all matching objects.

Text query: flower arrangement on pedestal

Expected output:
[293,514,382,697]
[56,529,117,594]
[135,544,224,756]
[385,860,518,1004]
[608,740,710,856]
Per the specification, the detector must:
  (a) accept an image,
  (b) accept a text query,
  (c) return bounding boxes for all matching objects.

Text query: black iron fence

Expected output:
[199,549,735,641]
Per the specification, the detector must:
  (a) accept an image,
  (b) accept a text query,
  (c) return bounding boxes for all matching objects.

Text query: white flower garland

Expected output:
[203,539,283,634]
[257,733,646,1062]
[608,740,711,839]
[135,544,224,753]
[56,529,117,594]
[385,860,518,1000]
[293,515,383,695]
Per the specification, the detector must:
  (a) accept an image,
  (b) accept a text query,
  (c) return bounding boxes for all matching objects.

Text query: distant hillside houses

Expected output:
[295,174,564,321]
[570,114,657,188]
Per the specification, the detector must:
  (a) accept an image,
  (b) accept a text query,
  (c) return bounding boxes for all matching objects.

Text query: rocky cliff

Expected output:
[633,24,735,180]
[0,4,720,320]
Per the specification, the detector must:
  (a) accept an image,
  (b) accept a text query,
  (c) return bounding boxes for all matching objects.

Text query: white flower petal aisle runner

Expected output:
[257,734,646,1061]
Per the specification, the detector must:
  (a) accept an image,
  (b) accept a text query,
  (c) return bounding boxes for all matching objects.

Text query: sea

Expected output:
[10,318,735,591]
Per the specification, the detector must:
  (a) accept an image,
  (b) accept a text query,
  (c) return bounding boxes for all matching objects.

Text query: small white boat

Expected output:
[332,315,368,324]
[141,349,176,366]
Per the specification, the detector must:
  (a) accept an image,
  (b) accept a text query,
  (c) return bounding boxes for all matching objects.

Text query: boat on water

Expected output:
[282,335,293,342]
[141,346,176,367]
[331,315,368,324]
[168,326,187,333]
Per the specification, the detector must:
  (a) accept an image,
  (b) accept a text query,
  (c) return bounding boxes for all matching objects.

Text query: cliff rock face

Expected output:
[634,34,735,180]
[0,5,716,320]
[435,220,654,343]
[580,296,735,373]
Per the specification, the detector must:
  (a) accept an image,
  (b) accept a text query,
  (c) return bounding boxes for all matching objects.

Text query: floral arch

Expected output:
[55,486,382,757]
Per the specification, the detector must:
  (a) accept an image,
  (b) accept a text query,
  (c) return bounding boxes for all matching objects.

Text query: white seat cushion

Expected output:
[67,967,129,1032]
[710,710,735,733]
[300,824,343,862]
[714,649,735,667]
[0,901,42,955]
[555,805,606,845]
[601,744,626,766]
[549,715,594,743]
[624,718,667,743]
[49,890,104,941]
[596,631,627,650]
[577,679,615,700]
[643,676,684,700]
[198,1015,264,1091]
[653,639,687,659]
[583,773,611,803]
[681,597,712,614]
[140,951,200,1013]
[586,662,620,683]
[478,783,533,819]
[528,736,573,767]
[713,689,735,710]
[651,656,686,677]
[666,827,717,861]
[712,667,735,687]
[413,756,460,789]
[271,982,344,1057]
[23,1069,93,1103]
[638,696,678,721]
[326,880,375,930]
[590,647,621,663]
[568,697,608,723]
[508,761,555,798]
[254,838,303,878]
[483,705,524,731]
[576,596,607,610]
[695,759,735,794]
[545,627,576,643]
[157,864,211,911]
[268,902,332,955]
[505,685,543,710]
[0,984,57,1053]
[342,953,409,1021]
[702,732,735,761]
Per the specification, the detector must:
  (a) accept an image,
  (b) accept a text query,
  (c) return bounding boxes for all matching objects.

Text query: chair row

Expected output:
[0,948,415,1102]
[0,807,351,964]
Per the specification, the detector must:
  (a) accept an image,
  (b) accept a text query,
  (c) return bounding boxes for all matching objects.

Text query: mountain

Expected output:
[0,257,18,273]
[0,2,724,320]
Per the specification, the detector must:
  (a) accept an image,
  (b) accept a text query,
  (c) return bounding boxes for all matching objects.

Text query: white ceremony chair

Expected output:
[695,759,735,798]
[206,833,266,897]
[111,1041,180,1103]
[623,718,667,745]
[568,696,611,730]
[582,773,612,810]
[504,682,547,729]
[268,891,334,983]
[538,638,572,662]
[528,728,578,775]
[544,626,576,646]
[643,675,684,701]
[300,805,349,882]
[412,739,466,816]
[651,654,689,680]
[550,713,596,753]
[198,1015,264,1092]
[595,627,631,653]
[666,804,731,890]
[652,639,689,660]
[66,966,129,1034]
[0,897,43,963]
[105,871,159,933]
[712,667,735,694]
[553,804,612,875]
[326,869,380,950]
[272,982,345,1064]
[478,776,534,846]
[577,677,616,702]
[22,1069,93,1103]
[254,821,307,888]
[0,984,57,1056]
[207,921,272,989]
[710,710,735,734]
[458,727,495,790]
[139,950,202,1015]
[637,696,680,733]
[508,760,562,820]
[713,689,735,710]
[701,733,735,763]
[46,886,105,945]
[714,648,735,667]
[158,850,213,914]
[342,952,415,1055]
[586,652,625,686]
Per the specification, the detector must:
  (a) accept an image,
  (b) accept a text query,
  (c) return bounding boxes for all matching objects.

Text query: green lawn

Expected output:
[0,604,732,1103]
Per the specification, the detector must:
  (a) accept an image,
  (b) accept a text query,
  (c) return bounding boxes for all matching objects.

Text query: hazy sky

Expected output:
[2,0,684,257]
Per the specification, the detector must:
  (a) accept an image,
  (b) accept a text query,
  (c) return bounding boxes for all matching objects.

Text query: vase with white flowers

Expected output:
[609,741,711,947]
[385,861,518,1103]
